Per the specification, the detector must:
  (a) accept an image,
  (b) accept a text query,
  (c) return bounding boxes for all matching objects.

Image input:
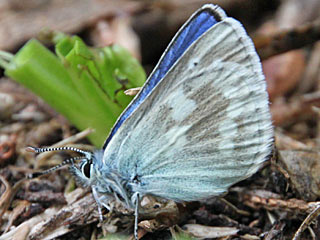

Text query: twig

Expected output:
[32,128,94,169]
[255,19,320,60]
[292,203,320,240]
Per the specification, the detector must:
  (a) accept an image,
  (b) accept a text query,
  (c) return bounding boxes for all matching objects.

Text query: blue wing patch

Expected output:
[103,5,225,149]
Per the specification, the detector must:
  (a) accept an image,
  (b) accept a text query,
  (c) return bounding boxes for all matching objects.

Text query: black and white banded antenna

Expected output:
[26,146,92,179]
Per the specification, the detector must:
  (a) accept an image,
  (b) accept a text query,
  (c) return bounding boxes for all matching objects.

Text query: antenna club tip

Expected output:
[27,172,42,179]
[26,146,37,152]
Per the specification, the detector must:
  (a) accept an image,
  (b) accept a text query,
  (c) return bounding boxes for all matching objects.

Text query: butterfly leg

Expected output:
[92,185,104,222]
[134,193,140,240]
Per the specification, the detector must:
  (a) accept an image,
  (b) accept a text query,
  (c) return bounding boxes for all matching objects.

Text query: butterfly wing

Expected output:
[102,6,273,202]
[102,5,226,149]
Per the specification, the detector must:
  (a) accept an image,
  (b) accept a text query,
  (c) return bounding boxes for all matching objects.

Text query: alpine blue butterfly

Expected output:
[28,4,273,239]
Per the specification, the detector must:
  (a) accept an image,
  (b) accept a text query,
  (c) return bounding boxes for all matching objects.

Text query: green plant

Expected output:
[0,34,146,147]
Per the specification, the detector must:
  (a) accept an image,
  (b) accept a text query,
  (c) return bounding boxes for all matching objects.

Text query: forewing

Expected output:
[102,5,226,149]
[103,17,273,201]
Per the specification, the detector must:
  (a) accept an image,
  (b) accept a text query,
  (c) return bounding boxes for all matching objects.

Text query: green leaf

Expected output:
[0,34,146,147]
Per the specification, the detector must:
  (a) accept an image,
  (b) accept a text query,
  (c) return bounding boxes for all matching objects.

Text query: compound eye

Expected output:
[81,161,91,178]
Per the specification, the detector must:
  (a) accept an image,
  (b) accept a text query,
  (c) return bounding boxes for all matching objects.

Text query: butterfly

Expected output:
[28,4,273,239]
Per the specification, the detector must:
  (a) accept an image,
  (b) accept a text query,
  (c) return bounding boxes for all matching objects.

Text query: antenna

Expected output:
[26,146,93,179]
[27,156,85,179]
[26,146,92,160]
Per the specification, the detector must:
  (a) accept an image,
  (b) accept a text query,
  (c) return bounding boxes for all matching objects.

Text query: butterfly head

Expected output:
[68,149,105,188]
[27,146,133,208]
